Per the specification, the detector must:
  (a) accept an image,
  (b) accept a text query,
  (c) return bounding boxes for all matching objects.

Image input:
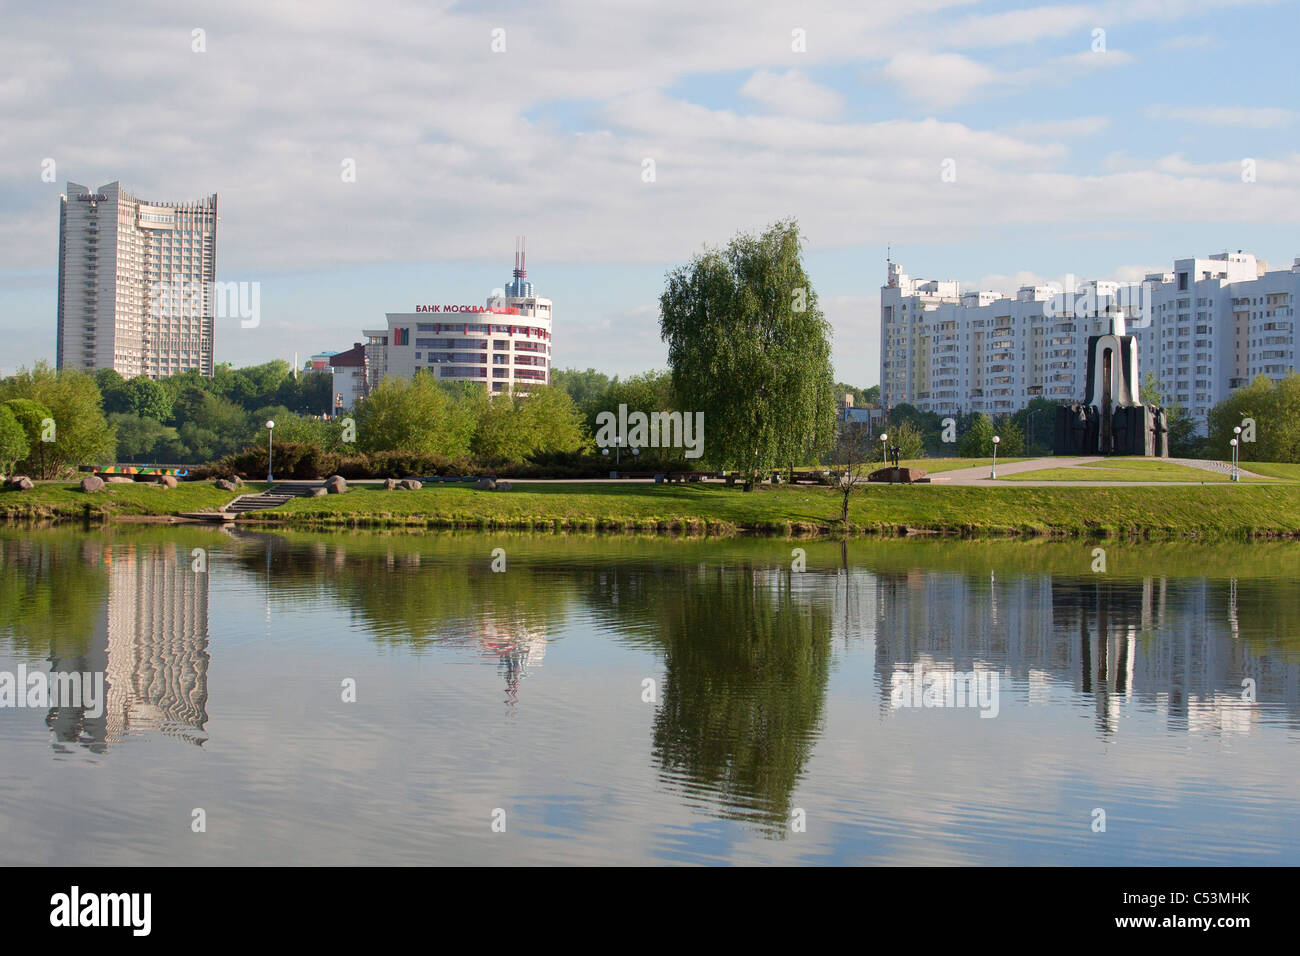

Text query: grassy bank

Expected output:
[5,478,1300,537]
[246,481,1300,537]
[0,481,261,520]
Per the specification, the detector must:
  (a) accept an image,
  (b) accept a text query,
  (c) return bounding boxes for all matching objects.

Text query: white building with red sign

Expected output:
[362,238,552,394]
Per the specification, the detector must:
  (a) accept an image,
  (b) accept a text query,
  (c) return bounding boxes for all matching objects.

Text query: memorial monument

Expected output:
[1053,316,1168,457]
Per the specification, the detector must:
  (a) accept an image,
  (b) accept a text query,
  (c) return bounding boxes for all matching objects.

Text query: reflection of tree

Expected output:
[226,531,568,703]
[0,531,107,658]
[586,562,834,835]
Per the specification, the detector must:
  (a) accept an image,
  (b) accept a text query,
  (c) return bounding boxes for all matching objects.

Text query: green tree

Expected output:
[0,404,30,476]
[1141,371,1201,457]
[125,375,173,421]
[471,386,587,463]
[1206,373,1300,463]
[659,219,836,488]
[1010,397,1059,454]
[2,398,51,472]
[959,413,995,457]
[891,420,926,460]
[355,370,474,457]
[109,413,181,462]
[170,385,250,462]
[94,368,131,415]
[551,368,614,412]
[0,364,115,478]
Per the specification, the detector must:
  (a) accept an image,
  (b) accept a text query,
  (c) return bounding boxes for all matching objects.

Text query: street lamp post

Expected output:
[1233,426,1243,481]
[879,433,889,483]
[1230,436,1239,483]
[991,434,1001,480]
[265,420,275,483]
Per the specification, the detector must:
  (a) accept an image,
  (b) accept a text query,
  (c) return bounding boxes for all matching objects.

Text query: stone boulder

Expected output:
[867,467,928,484]
[80,475,105,493]
[494,480,512,492]
[214,478,239,492]
[399,479,422,490]
[383,478,399,490]
[5,476,33,491]
[475,478,496,491]
[158,475,178,489]
[311,487,328,497]
[105,475,135,484]
[324,475,347,494]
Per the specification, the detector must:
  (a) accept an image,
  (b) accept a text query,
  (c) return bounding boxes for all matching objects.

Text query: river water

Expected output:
[1,526,1296,865]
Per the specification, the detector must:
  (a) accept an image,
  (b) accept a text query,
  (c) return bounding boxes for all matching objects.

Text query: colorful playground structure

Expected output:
[84,464,191,479]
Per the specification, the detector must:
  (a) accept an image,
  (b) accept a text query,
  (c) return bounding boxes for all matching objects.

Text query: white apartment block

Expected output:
[363,240,552,395]
[57,181,218,379]
[880,253,1300,431]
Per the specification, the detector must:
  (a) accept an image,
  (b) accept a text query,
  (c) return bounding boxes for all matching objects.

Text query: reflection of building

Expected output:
[871,571,1300,736]
[47,544,210,751]
[477,619,547,705]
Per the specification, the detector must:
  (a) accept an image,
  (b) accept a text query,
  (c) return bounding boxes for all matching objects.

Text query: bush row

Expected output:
[195,443,698,481]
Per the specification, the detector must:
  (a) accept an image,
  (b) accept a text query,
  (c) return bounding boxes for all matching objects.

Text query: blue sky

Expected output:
[1,0,1297,386]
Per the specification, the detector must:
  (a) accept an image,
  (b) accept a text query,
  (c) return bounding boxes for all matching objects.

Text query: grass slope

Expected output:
[0,481,260,519]
[5,477,1300,537]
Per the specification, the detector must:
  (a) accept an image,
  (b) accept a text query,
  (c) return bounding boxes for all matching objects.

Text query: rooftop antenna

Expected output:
[513,236,527,280]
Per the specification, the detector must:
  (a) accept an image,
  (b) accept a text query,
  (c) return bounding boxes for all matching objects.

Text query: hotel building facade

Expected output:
[880,252,1300,431]
[362,240,551,396]
[57,181,218,379]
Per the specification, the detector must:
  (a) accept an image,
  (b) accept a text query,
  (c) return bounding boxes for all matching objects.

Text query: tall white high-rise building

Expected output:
[57,181,218,379]
[880,252,1300,432]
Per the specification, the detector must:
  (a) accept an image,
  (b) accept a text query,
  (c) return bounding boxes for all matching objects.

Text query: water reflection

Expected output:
[583,562,832,834]
[1,534,210,752]
[873,570,1300,736]
[2,530,1298,864]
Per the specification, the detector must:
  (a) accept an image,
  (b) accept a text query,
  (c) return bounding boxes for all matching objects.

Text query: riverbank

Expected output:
[5,479,1300,538]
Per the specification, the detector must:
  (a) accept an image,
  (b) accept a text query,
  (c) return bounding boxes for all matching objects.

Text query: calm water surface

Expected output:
[1,526,1297,865]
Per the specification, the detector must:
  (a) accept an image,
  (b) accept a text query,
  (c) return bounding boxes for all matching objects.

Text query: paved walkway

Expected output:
[929,456,1271,487]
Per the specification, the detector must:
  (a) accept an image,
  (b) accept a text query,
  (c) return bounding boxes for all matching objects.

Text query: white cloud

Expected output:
[879,52,1002,110]
[739,69,845,120]
[1146,104,1295,128]
[1002,116,1112,139]
[879,49,1132,111]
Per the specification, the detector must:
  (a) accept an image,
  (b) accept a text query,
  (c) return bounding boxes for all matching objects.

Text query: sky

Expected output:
[2,0,1298,387]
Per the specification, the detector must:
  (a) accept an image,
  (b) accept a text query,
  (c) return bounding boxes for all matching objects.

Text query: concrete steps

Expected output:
[221,482,322,514]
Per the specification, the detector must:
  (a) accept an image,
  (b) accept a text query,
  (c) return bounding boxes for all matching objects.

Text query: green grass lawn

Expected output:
[6,476,1300,537]
[0,480,262,519]
[897,457,1027,473]
[1239,461,1300,481]
[243,480,1300,537]
[1002,460,1234,482]
[797,458,1028,475]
